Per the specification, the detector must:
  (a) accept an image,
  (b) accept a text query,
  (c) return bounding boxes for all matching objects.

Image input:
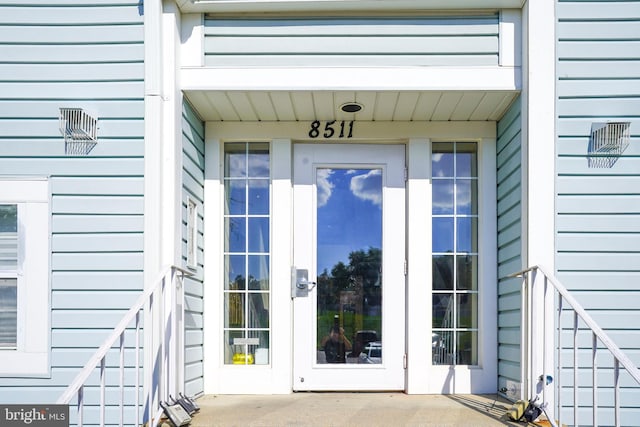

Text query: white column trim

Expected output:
[203,135,222,394]
[522,0,556,415]
[406,138,432,394]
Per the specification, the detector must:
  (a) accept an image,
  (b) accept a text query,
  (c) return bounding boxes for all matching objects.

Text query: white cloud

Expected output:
[350,169,382,206]
[432,153,446,177]
[316,169,334,207]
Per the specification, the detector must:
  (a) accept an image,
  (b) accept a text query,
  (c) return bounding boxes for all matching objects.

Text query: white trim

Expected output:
[180,13,204,68]
[176,0,525,13]
[203,136,223,394]
[406,138,432,394]
[269,138,294,393]
[499,9,522,67]
[521,0,556,414]
[206,121,496,141]
[186,197,198,269]
[181,66,521,92]
[0,178,50,378]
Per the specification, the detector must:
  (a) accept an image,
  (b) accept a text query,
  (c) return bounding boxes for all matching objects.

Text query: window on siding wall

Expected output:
[0,205,18,348]
[0,179,50,377]
[187,197,198,269]
[223,142,270,365]
[432,142,479,366]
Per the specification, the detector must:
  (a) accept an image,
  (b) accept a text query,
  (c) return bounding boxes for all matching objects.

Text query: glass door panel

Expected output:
[316,168,382,365]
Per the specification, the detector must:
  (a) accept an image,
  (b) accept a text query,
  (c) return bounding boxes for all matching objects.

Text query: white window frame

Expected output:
[0,178,50,377]
[186,196,198,269]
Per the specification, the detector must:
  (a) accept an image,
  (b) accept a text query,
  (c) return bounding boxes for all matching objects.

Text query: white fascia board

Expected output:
[176,0,525,13]
[181,66,520,92]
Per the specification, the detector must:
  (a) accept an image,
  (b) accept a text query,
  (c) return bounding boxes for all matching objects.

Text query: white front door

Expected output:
[292,143,406,391]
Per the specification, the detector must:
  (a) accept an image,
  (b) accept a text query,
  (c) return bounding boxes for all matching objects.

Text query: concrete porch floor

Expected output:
[188,393,524,427]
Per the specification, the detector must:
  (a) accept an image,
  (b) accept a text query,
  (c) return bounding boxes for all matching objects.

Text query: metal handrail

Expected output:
[509,265,640,427]
[57,265,192,427]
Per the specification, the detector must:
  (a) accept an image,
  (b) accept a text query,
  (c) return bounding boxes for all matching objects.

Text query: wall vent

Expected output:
[59,108,98,156]
[588,122,630,168]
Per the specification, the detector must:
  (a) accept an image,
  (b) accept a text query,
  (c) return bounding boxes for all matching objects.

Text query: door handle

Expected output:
[291,267,316,298]
[297,278,316,290]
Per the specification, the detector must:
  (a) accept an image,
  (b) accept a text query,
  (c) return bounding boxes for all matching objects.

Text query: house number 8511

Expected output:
[308,120,354,139]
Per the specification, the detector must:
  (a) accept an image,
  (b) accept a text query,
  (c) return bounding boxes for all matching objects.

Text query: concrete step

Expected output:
[187,393,525,426]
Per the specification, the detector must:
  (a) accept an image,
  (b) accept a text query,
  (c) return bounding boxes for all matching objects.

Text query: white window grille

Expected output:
[59,108,98,155]
[588,122,631,168]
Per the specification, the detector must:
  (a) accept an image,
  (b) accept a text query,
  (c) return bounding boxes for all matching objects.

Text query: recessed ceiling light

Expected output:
[340,102,363,113]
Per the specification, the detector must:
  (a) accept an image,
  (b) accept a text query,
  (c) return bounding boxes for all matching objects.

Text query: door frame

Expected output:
[291,143,407,391]
[202,122,497,395]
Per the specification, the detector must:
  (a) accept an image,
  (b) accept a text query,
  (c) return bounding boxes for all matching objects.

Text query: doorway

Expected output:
[292,144,406,391]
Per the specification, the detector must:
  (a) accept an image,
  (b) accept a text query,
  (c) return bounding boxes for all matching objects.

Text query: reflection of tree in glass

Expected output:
[229,274,269,328]
[231,274,263,290]
[317,247,382,348]
[318,247,381,309]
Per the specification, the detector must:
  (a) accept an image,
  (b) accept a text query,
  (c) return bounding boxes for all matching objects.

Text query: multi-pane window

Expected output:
[186,198,198,269]
[223,142,270,365]
[0,179,50,376]
[432,142,478,365]
[0,205,17,348]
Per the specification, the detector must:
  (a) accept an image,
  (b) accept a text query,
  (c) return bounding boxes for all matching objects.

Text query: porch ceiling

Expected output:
[184,90,519,122]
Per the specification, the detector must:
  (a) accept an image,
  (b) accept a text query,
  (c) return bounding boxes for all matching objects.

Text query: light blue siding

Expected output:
[182,99,205,397]
[496,95,523,396]
[0,1,145,421]
[556,0,640,424]
[204,15,499,67]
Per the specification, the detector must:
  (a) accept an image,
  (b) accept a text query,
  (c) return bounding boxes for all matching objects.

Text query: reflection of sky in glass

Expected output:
[431,145,477,255]
[317,169,382,273]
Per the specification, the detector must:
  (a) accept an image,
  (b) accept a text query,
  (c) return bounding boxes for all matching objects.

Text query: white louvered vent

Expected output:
[59,108,98,155]
[588,122,631,168]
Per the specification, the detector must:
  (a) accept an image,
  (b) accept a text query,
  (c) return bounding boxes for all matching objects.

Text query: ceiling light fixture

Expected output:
[340,102,363,113]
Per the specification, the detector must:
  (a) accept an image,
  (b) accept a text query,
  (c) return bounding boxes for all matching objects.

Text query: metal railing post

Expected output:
[557,295,563,427]
[592,332,598,427]
[508,265,640,427]
[119,333,124,427]
[57,265,192,427]
[573,311,578,427]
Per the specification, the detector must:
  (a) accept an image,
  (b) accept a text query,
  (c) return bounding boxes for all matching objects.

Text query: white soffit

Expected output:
[176,0,525,13]
[184,89,519,122]
[181,65,520,122]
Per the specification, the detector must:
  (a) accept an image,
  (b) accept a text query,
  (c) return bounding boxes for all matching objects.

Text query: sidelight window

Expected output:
[223,142,270,365]
[432,142,479,366]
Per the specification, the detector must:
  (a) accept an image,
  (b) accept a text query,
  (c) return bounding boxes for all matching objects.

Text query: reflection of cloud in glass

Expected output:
[431,180,472,212]
[317,169,335,207]
[350,169,382,206]
[228,153,270,177]
[228,179,268,189]
[432,153,445,177]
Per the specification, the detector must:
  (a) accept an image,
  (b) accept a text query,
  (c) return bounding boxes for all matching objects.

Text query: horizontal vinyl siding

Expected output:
[181,100,205,398]
[556,1,640,425]
[496,96,523,397]
[0,1,145,423]
[204,15,499,67]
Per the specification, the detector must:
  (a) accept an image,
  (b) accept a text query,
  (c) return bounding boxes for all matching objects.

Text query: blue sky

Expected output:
[316,168,382,274]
